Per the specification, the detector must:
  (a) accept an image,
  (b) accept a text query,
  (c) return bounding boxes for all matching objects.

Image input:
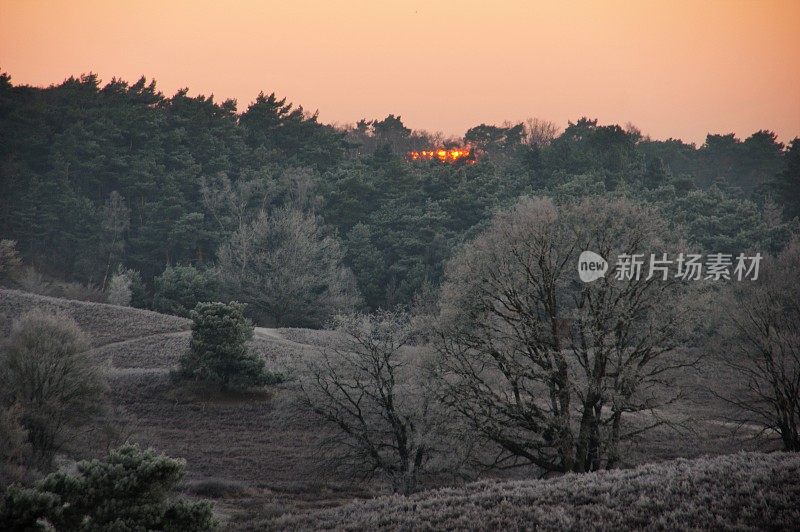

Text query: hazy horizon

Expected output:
[2,0,799,143]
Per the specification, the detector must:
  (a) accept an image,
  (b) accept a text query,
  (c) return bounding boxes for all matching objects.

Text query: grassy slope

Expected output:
[0,288,189,346]
[272,452,800,531]
[0,289,356,523]
[0,289,787,529]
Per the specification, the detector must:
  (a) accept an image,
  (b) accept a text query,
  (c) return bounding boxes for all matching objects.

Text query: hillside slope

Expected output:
[0,289,356,524]
[272,452,800,531]
[0,288,189,346]
[1,289,793,530]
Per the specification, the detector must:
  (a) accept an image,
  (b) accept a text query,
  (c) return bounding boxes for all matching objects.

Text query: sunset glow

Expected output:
[408,148,475,163]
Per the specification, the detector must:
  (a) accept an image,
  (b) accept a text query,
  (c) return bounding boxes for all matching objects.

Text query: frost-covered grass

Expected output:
[0,288,189,346]
[271,452,800,531]
[2,288,791,530]
[275,327,344,349]
[90,332,190,368]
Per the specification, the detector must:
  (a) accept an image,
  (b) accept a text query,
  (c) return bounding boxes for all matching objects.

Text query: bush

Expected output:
[105,266,132,306]
[0,240,22,286]
[0,444,218,531]
[104,266,147,308]
[0,404,29,487]
[178,302,278,390]
[153,265,217,317]
[14,268,107,303]
[0,310,105,468]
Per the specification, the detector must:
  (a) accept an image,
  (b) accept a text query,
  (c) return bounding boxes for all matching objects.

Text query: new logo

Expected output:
[578,251,608,283]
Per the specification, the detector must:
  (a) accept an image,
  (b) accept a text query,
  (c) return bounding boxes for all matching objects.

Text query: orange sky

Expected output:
[2,0,799,144]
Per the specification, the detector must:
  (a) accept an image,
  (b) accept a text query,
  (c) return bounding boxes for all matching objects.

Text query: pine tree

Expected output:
[178,302,278,390]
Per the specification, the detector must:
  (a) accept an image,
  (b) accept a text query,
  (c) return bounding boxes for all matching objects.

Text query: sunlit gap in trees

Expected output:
[406,147,477,164]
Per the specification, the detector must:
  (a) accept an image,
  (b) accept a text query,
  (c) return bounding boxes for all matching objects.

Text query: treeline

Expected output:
[1,73,798,324]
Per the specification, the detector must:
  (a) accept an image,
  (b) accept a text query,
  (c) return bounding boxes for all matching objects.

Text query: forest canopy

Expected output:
[1,72,797,323]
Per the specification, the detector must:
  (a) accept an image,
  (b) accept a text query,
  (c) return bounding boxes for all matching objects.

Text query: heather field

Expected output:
[271,452,800,531]
[1,289,792,529]
[0,289,189,346]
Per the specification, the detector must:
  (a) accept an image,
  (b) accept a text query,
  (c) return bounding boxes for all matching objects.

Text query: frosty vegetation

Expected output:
[0,311,105,469]
[272,452,800,530]
[300,310,470,494]
[433,196,697,473]
[1,72,799,528]
[717,238,800,450]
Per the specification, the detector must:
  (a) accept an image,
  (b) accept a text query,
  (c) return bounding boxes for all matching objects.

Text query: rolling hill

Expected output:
[1,288,794,529]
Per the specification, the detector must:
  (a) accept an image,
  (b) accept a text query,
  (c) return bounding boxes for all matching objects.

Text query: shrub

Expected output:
[0,404,29,487]
[53,280,107,303]
[105,266,132,306]
[0,487,60,530]
[0,444,218,531]
[0,240,22,286]
[153,265,217,317]
[0,310,105,468]
[15,268,106,303]
[178,302,278,390]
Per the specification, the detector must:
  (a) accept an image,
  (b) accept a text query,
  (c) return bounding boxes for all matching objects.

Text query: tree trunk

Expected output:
[606,410,623,469]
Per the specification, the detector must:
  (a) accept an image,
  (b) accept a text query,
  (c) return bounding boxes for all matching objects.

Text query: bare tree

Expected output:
[523,118,560,147]
[434,196,697,474]
[300,310,467,494]
[105,265,133,306]
[200,172,273,234]
[717,238,800,451]
[281,166,322,212]
[215,207,359,327]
